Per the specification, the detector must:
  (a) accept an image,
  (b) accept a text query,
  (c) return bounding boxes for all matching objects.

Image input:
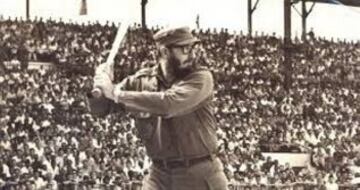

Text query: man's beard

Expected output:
[168,55,194,79]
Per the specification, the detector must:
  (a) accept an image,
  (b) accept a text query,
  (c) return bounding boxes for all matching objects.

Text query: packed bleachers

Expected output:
[0,17,360,189]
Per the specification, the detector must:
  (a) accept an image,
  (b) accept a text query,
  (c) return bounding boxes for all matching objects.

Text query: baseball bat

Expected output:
[92,21,129,98]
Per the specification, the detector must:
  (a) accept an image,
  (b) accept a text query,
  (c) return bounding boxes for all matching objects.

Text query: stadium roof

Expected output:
[301,0,360,7]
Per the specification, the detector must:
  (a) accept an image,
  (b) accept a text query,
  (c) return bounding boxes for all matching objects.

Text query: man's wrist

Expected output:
[100,84,115,101]
[113,85,125,103]
[108,87,115,101]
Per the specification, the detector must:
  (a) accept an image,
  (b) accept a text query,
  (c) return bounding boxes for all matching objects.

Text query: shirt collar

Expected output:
[150,64,172,88]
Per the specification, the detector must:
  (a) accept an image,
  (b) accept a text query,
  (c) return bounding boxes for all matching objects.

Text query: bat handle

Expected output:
[91,88,103,98]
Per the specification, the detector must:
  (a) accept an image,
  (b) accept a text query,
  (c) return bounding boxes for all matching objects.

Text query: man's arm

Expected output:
[87,76,134,117]
[88,66,155,116]
[113,70,213,118]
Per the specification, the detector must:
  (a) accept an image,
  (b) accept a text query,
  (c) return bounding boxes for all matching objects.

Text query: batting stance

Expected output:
[89,26,228,190]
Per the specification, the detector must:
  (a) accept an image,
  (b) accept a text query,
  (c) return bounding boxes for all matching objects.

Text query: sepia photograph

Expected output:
[0,0,359,189]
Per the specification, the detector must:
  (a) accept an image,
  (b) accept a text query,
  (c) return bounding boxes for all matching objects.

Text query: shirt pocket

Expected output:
[141,76,159,92]
[133,76,159,119]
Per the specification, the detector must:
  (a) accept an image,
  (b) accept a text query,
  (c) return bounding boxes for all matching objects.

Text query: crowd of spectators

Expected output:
[1,17,360,189]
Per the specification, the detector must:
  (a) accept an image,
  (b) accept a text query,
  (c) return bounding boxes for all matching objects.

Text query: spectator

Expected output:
[0,17,359,189]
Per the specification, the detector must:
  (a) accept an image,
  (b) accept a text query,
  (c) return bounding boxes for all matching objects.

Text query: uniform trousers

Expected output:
[142,157,228,190]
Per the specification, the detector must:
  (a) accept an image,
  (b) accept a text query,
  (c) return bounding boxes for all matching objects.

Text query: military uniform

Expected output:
[89,27,228,190]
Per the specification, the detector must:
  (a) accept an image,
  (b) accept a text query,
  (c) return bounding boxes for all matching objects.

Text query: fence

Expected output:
[228,182,360,190]
[2,181,360,190]
[1,181,142,190]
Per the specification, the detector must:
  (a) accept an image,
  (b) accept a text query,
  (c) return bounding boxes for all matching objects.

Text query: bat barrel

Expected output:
[91,22,128,99]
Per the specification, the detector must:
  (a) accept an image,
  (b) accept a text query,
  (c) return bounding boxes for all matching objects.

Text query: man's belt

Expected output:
[152,155,213,169]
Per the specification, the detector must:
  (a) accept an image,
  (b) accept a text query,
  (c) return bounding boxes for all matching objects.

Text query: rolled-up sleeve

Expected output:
[113,70,213,117]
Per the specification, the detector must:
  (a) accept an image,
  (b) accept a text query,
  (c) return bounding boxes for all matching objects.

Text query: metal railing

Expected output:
[2,181,360,190]
[228,182,360,190]
[1,181,143,190]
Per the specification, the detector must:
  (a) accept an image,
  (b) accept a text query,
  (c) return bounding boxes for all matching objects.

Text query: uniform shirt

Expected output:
[89,64,218,160]
[116,64,218,160]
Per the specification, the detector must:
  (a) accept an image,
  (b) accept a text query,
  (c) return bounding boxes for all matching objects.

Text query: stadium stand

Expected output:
[0,17,360,189]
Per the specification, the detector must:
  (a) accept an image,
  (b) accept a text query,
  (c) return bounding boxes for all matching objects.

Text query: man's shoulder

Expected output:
[182,66,214,85]
[190,66,213,78]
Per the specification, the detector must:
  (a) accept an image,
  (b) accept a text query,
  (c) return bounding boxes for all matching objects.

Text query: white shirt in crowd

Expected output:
[34,176,47,189]
[325,182,339,190]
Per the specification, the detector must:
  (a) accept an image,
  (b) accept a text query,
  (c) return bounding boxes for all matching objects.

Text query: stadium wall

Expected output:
[262,153,310,167]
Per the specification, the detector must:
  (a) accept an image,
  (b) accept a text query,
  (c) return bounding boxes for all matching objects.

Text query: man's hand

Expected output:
[93,72,115,100]
[93,62,114,99]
